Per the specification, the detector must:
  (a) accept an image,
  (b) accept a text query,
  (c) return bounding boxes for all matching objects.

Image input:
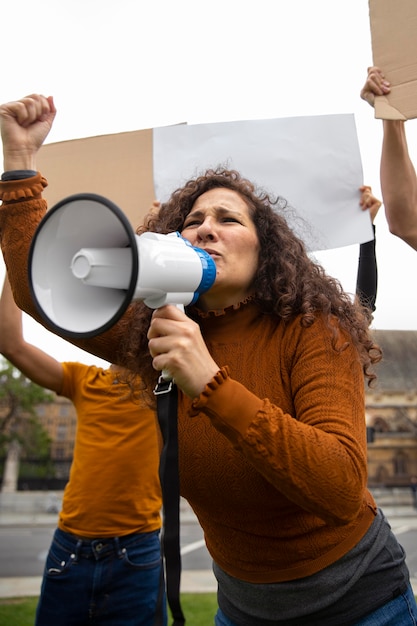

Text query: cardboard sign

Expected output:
[369,0,417,120]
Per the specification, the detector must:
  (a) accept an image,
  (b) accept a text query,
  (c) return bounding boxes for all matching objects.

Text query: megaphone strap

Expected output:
[154,378,186,626]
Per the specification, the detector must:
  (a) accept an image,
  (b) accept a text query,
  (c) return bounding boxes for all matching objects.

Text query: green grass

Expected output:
[2,593,417,624]
[0,593,218,625]
[0,597,38,624]
[170,593,218,623]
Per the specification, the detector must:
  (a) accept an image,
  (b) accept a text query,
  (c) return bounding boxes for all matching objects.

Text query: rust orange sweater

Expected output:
[0,174,377,582]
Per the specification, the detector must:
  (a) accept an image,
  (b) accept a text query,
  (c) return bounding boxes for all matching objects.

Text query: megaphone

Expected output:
[28,193,216,339]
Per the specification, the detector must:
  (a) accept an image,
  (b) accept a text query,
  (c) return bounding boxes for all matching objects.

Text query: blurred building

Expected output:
[366,330,417,487]
[35,396,76,482]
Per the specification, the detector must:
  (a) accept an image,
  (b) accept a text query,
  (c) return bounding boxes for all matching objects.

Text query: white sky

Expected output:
[0,0,416,367]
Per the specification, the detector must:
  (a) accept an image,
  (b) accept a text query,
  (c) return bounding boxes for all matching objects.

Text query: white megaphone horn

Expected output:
[28,193,216,339]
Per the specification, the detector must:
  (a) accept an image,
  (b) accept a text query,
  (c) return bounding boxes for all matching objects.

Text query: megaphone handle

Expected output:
[161,303,184,381]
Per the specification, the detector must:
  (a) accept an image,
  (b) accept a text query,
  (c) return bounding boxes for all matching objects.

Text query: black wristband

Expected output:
[1,170,38,181]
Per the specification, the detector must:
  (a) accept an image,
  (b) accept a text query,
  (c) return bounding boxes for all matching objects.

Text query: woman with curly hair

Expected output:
[1,94,416,626]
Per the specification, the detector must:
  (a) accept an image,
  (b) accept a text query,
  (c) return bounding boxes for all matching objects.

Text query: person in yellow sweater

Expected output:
[0,275,165,626]
[1,94,417,626]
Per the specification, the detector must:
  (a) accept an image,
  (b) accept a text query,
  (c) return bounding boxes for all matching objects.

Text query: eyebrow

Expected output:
[186,206,245,220]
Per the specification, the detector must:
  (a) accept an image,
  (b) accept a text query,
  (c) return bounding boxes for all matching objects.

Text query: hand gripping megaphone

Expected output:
[28,193,216,339]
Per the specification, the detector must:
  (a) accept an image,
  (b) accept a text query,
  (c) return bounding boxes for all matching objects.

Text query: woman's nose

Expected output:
[196,218,216,241]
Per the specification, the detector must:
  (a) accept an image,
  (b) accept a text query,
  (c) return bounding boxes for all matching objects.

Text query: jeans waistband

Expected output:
[53,527,159,561]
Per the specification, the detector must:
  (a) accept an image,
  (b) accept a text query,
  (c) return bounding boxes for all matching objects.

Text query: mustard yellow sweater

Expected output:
[58,362,162,537]
[0,174,377,582]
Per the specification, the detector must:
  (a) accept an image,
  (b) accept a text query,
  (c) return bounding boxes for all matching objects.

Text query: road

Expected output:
[389,518,417,580]
[0,506,417,595]
[0,518,212,578]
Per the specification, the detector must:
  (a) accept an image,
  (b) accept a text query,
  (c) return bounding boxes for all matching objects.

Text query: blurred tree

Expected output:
[0,358,53,491]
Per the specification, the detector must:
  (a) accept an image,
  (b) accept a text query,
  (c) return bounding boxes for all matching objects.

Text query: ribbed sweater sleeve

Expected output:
[0,175,130,365]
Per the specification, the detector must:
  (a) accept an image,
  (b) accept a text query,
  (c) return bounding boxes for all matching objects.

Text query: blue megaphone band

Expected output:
[175,233,217,304]
[192,247,217,300]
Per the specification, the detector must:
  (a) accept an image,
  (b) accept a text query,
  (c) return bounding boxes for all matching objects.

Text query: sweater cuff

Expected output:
[190,366,231,416]
[190,366,263,440]
[0,172,48,202]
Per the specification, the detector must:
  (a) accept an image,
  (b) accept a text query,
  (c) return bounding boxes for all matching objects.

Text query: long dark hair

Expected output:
[120,168,381,397]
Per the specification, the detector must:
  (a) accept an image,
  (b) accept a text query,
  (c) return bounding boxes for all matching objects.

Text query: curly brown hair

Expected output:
[120,168,381,398]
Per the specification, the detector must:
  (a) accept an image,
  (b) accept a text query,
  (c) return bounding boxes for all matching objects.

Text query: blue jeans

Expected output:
[35,527,167,626]
[214,583,417,625]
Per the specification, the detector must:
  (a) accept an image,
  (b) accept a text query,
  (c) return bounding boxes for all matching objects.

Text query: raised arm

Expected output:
[380,120,417,249]
[0,94,127,367]
[0,275,64,392]
[356,185,380,312]
[360,67,417,250]
[0,93,56,315]
[0,93,56,171]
